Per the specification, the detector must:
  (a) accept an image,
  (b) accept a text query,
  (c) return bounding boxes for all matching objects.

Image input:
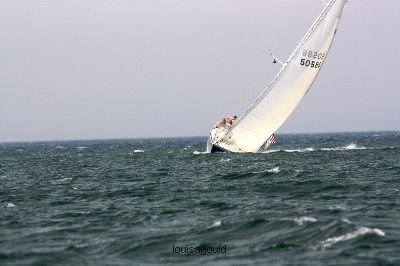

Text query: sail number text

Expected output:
[300,50,326,69]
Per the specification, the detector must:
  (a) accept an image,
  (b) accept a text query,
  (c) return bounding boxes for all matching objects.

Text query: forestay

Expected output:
[216,0,347,153]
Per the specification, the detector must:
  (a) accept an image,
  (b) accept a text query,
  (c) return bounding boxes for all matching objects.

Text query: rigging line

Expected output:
[270,53,284,66]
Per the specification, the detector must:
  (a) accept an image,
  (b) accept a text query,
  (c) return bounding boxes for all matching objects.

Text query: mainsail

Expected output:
[214,0,347,153]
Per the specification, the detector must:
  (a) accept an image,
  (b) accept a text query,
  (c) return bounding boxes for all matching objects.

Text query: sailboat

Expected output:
[207,0,348,153]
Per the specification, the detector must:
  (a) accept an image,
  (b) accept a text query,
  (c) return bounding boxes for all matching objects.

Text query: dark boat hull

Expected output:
[210,145,228,153]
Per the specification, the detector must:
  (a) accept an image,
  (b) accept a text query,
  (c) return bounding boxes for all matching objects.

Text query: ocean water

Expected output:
[1,131,399,265]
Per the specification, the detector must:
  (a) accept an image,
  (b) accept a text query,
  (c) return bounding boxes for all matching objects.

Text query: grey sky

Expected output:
[1,0,399,142]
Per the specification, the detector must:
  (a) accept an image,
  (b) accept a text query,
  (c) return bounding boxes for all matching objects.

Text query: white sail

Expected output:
[216,0,347,153]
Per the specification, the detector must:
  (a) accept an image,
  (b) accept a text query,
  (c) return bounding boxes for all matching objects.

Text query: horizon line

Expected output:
[1,129,399,144]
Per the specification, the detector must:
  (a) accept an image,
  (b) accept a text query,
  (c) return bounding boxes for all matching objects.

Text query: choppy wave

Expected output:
[320,227,385,248]
[129,149,145,154]
[321,143,366,151]
[252,166,280,174]
[294,216,317,226]
[328,205,347,210]
[208,220,222,229]
[263,148,315,153]
[262,149,280,154]
[285,148,315,153]
[76,146,88,150]
[5,203,16,208]
[264,143,368,153]
[1,132,399,265]
[50,177,72,185]
[341,218,352,224]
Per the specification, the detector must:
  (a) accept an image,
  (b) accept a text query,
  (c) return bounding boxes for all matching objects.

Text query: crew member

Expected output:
[226,116,238,127]
[216,118,227,129]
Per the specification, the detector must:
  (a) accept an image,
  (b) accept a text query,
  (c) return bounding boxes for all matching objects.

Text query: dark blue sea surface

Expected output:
[1,131,400,265]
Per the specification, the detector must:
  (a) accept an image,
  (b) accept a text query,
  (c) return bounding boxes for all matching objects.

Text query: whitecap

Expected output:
[344,143,366,150]
[6,203,16,208]
[284,148,315,153]
[76,146,88,150]
[268,166,280,173]
[328,205,347,210]
[341,218,351,224]
[208,220,222,229]
[134,150,144,153]
[284,149,302,153]
[321,147,336,151]
[76,211,91,214]
[262,149,280,154]
[51,177,72,184]
[321,143,366,151]
[220,159,231,162]
[253,166,280,174]
[294,216,317,226]
[320,227,385,248]
[193,151,207,155]
[321,147,337,151]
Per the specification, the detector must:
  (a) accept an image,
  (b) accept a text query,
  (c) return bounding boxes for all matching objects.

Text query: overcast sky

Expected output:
[1,0,399,142]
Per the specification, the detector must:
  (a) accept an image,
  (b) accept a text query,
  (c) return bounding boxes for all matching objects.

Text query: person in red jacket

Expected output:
[226,116,237,127]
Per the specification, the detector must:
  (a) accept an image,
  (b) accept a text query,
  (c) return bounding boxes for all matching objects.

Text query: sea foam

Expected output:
[6,203,16,208]
[208,220,222,229]
[294,216,317,226]
[281,148,315,153]
[321,143,366,151]
[320,227,385,248]
[193,151,207,155]
[253,166,280,174]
